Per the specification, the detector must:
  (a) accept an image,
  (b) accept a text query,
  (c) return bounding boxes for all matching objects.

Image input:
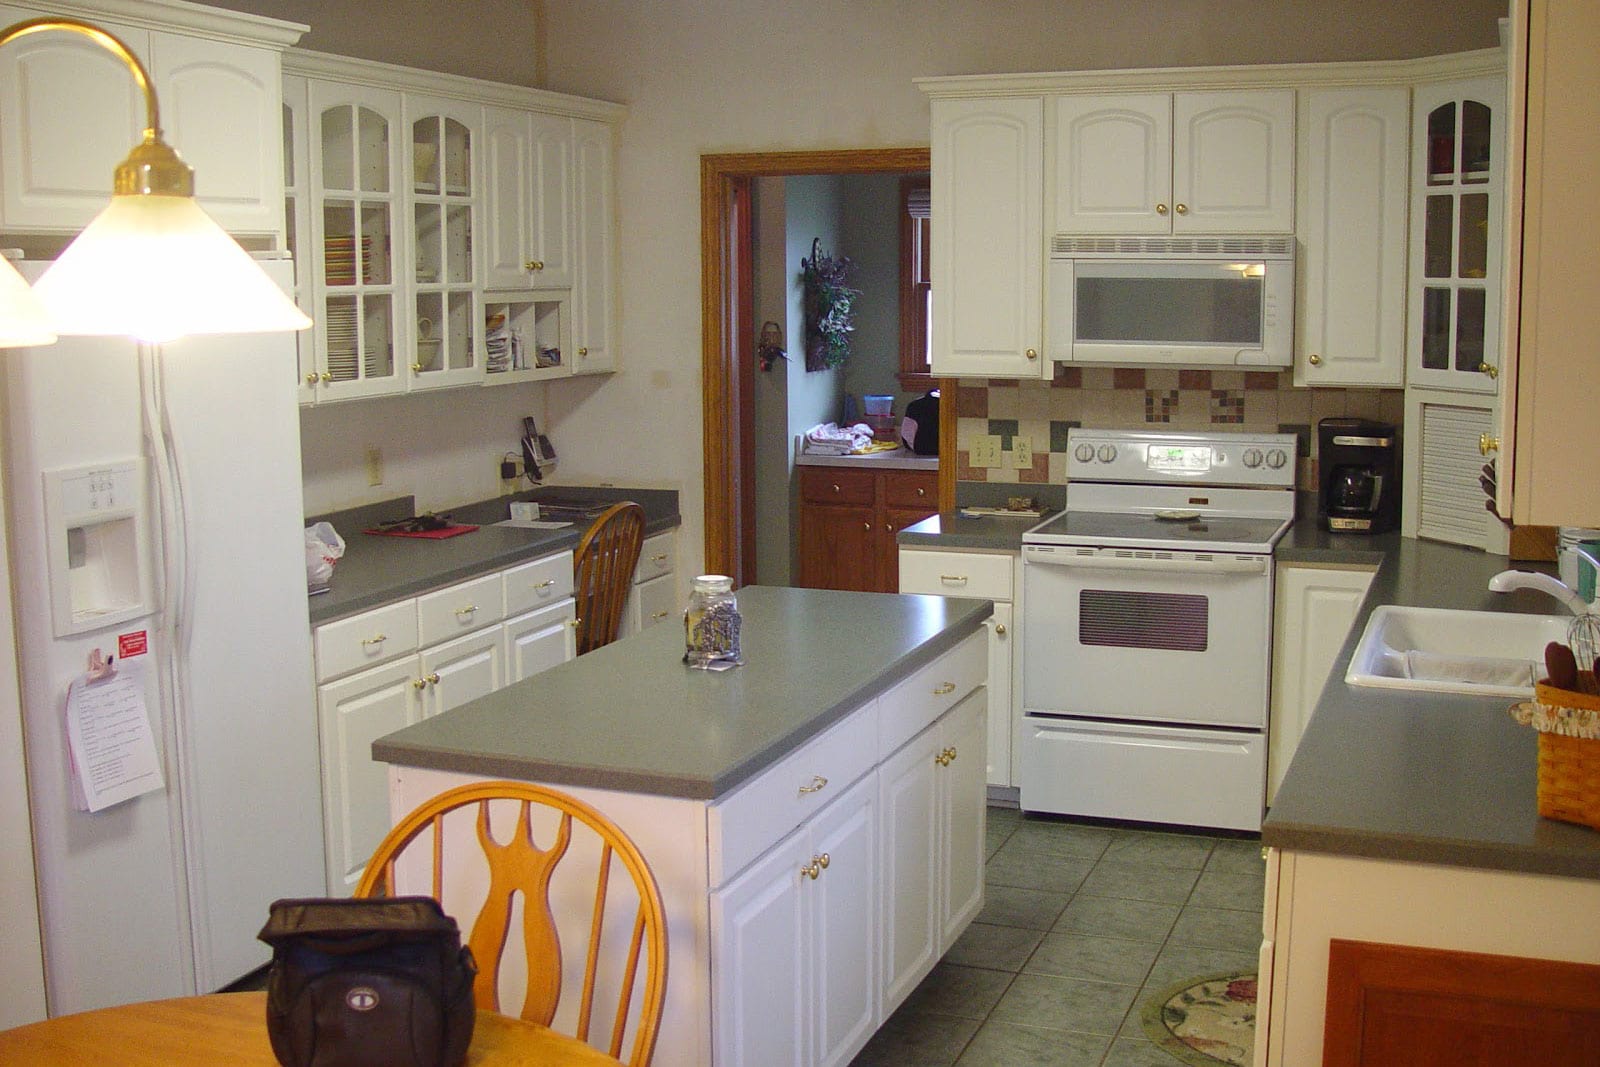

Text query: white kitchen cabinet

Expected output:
[0,1,298,236]
[1406,75,1506,395]
[1400,388,1505,552]
[483,106,572,291]
[877,690,986,1015]
[1296,87,1410,387]
[1050,89,1295,235]
[1267,563,1376,805]
[313,550,575,893]
[898,546,1017,789]
[712,773,877,1067]
[571,116,617,375]
[623,528,678,637]
[405,95,482,392]
[929,95,1046,380]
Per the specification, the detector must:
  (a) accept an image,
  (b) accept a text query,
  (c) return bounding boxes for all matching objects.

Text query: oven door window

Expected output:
[1079,589,1208,653]
[1074,262,1263,345]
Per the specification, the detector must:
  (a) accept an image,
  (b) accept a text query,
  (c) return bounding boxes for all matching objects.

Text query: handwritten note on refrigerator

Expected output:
[65,657,164,812]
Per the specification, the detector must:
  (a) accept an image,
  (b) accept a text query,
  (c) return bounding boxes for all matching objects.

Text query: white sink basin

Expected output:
[1344,605,1571,697]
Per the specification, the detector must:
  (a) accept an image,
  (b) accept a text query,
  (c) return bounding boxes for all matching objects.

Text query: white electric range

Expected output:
[1019,428,1297,831]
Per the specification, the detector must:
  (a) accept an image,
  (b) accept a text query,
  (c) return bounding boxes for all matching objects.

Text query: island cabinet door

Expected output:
[711,826,807,1067]
[939,691,987,953]
[809,776,878,1067]
[877,722,941,1012]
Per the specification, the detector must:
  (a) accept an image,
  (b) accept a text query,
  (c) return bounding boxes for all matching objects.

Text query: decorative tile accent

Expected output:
[955,387,988,419]
[1052,365,1083,389]
[1145,390,1180,424]
[1210,390,1245,424]
[1244,371,1282,391]
[1018,454,1050,483]
[1179,369,1212,391]
[1049,420,1078,452]
[1113,368,1146,390]
[988,419,1019,449]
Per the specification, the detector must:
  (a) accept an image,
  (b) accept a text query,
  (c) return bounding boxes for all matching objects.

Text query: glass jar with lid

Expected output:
[684,574,742,668]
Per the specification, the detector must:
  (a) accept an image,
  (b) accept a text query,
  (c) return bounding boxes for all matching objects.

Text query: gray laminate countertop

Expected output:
[895,506,1600,880]
[795,447,938,471]
[371,585,993,800]
[306,486,680,627]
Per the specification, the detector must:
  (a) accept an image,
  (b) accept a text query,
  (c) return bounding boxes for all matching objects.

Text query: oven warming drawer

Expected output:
[1019,716,1266,831]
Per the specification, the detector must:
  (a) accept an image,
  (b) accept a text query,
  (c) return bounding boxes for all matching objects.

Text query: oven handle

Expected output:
[1023,546,1268,576]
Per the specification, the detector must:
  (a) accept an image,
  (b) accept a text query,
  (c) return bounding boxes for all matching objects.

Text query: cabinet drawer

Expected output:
[708,702,878,887]
[634,572,678,630]
[800,466,875,506]
[898,549,1014,601]
[878,628,988,758]
[314,600,420,682]
[418,574,505,645]
[503,551,574,616]
[882,471,938,510]
[635,531,674,584]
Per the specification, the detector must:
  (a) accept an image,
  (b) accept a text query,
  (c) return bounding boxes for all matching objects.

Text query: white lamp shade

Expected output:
[0,254,56,347]
[32,194,312,343]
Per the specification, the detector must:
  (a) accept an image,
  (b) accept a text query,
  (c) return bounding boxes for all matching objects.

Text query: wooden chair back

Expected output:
[573,501,646,654]
[355,780,668,1067]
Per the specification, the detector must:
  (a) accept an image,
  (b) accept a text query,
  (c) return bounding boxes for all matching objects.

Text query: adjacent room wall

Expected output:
[751,177,791,585]
[838,172,908,415]
[539,0,1505,578]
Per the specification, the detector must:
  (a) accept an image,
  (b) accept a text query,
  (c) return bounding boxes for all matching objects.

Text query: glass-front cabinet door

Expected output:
[1407,76,1504,394]
[282,76,318,405]
[408,98,482,390]
[309,82,404,401]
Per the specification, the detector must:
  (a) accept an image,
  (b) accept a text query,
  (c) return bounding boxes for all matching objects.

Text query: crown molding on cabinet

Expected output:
[916,47,1506,98]
[22,0,307,49]
[282,48,626,122]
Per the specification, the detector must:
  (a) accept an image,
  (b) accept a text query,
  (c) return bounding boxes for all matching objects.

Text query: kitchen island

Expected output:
[372,585,994,1066]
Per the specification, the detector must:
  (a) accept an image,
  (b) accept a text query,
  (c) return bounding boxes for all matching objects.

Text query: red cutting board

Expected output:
[363,524,479,539]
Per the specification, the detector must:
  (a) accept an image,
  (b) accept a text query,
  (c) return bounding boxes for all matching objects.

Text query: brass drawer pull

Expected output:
[535,578,557,589]
[940,575,968,585]
[454,605,477,618]
[361,634,387,647]
[798,775,828,796]
[932,681,957,696]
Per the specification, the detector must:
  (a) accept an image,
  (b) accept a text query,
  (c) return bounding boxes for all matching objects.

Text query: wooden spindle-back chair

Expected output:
[573,502,646,654]
[354,780,668,1066]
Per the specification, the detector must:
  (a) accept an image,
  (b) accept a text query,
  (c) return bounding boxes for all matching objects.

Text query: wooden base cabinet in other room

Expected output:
[798,466,937,593]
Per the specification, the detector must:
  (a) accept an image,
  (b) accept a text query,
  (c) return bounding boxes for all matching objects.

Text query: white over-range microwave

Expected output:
[1046,235,1294,368]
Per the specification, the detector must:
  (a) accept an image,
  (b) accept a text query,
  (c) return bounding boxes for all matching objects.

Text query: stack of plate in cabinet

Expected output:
[325,305,359,380]
[324,235,372,285]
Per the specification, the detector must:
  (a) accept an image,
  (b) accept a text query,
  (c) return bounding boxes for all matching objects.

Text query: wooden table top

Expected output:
[0,991,624,1065]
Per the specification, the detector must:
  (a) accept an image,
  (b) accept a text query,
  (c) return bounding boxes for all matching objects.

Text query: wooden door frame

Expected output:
[700,147,954,582]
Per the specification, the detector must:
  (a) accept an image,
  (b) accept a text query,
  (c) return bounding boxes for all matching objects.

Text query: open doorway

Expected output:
[699,148,953,585]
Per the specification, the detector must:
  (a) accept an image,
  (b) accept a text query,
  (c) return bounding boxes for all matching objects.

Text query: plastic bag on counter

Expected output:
[305,522,345,595]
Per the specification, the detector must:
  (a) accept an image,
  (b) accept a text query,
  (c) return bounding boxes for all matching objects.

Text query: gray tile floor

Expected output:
[851,806,1265,1067]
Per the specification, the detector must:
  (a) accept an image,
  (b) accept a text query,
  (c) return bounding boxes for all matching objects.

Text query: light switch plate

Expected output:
[970,434,1001,467]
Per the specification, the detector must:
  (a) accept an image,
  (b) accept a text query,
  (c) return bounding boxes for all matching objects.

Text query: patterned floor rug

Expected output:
[1138,971,1258,1066]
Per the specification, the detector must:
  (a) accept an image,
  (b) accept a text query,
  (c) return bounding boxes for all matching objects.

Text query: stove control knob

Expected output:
[1266,448,1289,469]
[1074,443,1096,463]
[1242,448,1264,469]
[1097,444,1118,463]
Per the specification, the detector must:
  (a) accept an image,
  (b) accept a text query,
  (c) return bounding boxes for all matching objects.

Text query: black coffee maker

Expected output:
[1318,417,1400,533]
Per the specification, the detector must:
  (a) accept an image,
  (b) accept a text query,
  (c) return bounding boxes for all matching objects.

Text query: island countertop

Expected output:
[372,585,993,800]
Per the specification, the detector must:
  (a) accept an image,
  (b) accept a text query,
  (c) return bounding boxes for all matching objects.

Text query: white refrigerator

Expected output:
[3,258,325,1015]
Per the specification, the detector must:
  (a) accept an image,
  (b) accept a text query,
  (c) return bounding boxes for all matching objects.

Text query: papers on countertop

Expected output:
[494,518,573,530]
[65,654,164,813]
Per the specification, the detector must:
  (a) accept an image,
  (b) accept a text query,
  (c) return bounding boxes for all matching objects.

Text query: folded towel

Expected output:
[803,422,874,455]
[1404,650,1536,688]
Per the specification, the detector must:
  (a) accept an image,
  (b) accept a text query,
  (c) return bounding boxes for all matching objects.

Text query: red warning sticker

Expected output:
[118,631,149,659]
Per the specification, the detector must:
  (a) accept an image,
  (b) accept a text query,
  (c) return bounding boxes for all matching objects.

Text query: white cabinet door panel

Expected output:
[711,827,808,1067]
[940,691,988,952]
[420,626,503,718]
[503,600,576,683]
[810,776,878,1067]
[877,723,941,1014]
[1175,90,1296,233]
[1050,92,1171,234]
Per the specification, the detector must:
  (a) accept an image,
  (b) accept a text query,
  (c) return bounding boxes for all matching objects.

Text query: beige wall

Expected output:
[539,0,1506,576]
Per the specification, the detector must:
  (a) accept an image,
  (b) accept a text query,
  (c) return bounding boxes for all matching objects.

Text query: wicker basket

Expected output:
[1529,675,1600,830]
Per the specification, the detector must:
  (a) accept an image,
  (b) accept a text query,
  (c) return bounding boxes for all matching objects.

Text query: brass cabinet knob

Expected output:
[320,371,333,382]
[916,487,926,497]
[947,745,957,762]
[817,852,830,869]
[1025,348,1038,360]
[863,521,872,531]
[884,523,894,532]
[832,483,841,493]
[994,623,1007,636]
[411,362,423,373]
[1308,353,1322,367]
[1479,433,1500,456]
[801,860,821,880]
[413,677,429,690]
[578,347,588,356]
[524,260,544,271]
[1156,203,1169,215]
[1478,362,1499,380]
[427,672,440,684]
[304,372,319,385]
[1175,203,1188,215]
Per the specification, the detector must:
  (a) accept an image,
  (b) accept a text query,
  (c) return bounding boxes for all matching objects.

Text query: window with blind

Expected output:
[899,176,933,386]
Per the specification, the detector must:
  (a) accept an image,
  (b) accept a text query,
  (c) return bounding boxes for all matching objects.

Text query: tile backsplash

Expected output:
[954,367,1405,492]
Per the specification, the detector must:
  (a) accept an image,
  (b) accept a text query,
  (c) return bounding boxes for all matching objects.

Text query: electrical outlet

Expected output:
[365,448,383,486]
[1011,435,1033,469]
[969,434,1001,468]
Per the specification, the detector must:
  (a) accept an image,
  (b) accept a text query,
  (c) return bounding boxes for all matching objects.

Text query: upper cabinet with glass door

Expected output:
[309,82,404,401]
[1407,76,1505,394]
[407,98,481,391]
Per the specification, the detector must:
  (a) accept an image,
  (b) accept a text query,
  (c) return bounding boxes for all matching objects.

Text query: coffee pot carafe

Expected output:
[1318,418,1399,534]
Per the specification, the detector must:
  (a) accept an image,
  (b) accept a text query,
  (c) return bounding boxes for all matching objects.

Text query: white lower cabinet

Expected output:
[712,773,877,1067]
[313,550,574,892]
[624,529,678,637]
[1267,563,1376,805]
[878,691,987,1012]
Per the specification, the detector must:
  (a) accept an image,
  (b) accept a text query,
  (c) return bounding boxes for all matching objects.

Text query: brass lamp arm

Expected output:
[0,16,192,197]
